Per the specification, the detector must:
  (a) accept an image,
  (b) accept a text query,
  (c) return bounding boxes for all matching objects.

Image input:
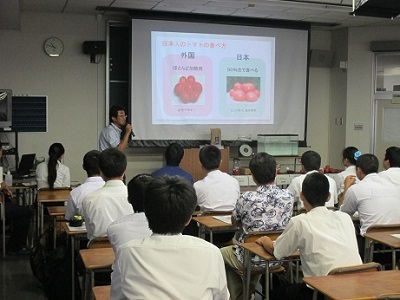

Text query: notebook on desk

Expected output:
[11,153,36,178]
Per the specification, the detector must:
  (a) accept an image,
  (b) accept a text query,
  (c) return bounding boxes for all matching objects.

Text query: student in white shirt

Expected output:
[36,143,70,189]
[65,150,105,220]
[116,176,229,300]
[82,148,133,242]
[379,146,400,187]
[287,150,337,209]
[108,174,153,300]
[257,172,362,300]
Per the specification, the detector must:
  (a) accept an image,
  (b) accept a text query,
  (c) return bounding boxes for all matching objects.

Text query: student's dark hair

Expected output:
[302,172,330,207]
[83,150,101,177]
[144,176,197,234]
[127,174,153,212]
[199,145,221,170]
[109,105,126,123]
[384,146,400,168]
[301,150,321,171]
[356,154,378,175]
[249,152,276,184]
[99,148,127,179]
[342,146,359,165]
[47,143,65,189]
[165,143,184,166]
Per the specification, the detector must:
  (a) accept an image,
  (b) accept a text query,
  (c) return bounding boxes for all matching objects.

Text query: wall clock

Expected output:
[44,37,64,57]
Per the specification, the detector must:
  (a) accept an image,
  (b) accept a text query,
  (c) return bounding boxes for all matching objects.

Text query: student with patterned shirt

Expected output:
[220,152,294,300]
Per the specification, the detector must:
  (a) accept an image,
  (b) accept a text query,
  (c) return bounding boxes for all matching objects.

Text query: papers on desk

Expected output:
[22,182,36,187]
[212,215,232,224]
[390,233,400,239]
[67,222,86,231]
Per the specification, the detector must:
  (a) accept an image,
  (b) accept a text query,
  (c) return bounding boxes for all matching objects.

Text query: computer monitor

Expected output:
[0,89,12,128]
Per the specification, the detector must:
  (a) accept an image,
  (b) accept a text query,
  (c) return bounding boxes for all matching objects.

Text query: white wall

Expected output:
[346,24,400,154]
[0,12,341,181]
[0,12,107,183]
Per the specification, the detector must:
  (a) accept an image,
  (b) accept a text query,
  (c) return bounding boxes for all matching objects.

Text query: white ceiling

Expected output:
[2,0,400,30]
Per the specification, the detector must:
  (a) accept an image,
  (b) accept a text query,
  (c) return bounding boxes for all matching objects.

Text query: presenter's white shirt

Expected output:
[99,123,121,151]
[287,170,338,208]
[82,180,133,241]
[36,160,71,190]
[340,173,400,236]
[117,234,230,300]
[108,212,152,300]
[194,170,240,212]
[274,207,362,278]
[65,176,105,220]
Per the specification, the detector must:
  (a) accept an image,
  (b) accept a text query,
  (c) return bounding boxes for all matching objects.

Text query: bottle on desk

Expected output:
[5,170,12,186]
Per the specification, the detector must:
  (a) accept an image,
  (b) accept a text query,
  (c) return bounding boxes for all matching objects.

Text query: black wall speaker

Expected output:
[82,41,106,55]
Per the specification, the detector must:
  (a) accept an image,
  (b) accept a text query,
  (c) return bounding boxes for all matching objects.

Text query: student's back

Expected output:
[275,207,361,277]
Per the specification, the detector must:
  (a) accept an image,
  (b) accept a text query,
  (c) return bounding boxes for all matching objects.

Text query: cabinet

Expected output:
[180,148,230,182]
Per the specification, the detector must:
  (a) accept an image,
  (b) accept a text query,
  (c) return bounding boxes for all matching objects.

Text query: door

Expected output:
[374,98,400,171]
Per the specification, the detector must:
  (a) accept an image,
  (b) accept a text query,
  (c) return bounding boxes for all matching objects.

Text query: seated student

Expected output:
[116,176,229,300]
[0,143,32,255]
[36,142,70,190]
[379,146,400,187]
[287,150,337,209]
[333,147,360,194]
[65,150,105,220]
[340,154,400,237]
[108,174,153,300]
[151,142,194,184]
[82,148,133,242]
[194,145,240,212]
[220,152,294,300]
[256,172,362,300]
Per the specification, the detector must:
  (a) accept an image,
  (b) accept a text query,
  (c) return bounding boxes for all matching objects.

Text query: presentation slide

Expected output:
[151,31,275,125]
[131,19,309,142]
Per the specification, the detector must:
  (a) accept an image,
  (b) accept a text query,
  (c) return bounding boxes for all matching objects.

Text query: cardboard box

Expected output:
[210,128,221,145]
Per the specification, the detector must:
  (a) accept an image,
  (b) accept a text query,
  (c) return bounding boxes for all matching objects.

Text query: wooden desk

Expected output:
[303,270,400,300]
[80,248,114,300]
[47,206,66,248]
[37,189,70,234]
[241,242,300,300]
[92,285,111,300]
[364,229,400,269]
[62,221,87,300]
[9,181,37,206]
[192,215,239,244]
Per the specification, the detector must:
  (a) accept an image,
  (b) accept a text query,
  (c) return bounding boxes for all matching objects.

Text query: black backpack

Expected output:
[30,229,79,300]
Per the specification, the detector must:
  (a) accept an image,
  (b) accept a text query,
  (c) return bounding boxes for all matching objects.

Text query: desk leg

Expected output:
[71,236,75,300]
[40,203,44,235]
[53,217,57,249]
[210,229,213,244]
[243,249,251,300]
[265,263,270,300]
[392,248,396,270]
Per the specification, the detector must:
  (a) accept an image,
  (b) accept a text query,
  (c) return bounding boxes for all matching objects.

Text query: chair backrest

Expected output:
[244,230,284,243]
[88,236,112,249]
[366,224,400,233]
[328,262,382,275]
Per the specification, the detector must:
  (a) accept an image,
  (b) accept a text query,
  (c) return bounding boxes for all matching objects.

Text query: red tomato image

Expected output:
[245,91,258,102]
[242,83,256,93]
[232,89,246,101]
[174,75,203,104]
[229,81,260,102]
[233,83,242,90]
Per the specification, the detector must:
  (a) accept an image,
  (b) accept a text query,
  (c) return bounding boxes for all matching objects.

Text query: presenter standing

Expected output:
[99,105,133,151]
